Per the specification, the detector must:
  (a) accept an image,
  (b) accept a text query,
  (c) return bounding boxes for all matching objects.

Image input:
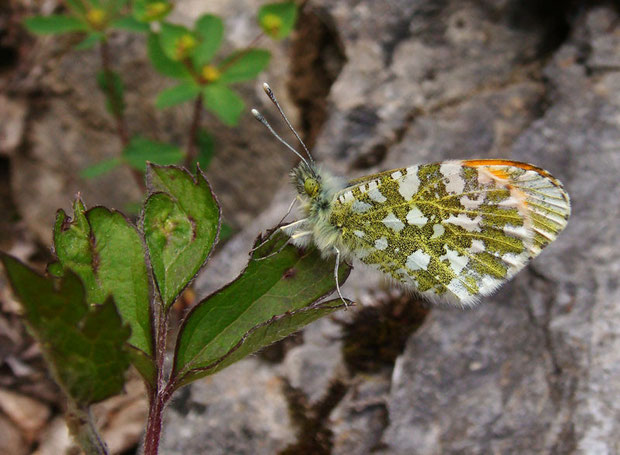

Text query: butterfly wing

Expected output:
[329,160,570,305]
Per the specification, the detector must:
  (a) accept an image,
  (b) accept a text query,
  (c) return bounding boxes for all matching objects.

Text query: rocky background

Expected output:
[1,0,619,454]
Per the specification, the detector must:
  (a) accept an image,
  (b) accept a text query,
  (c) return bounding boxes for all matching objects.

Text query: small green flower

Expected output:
[201,65,221,83]
[86,9,108,30]
[175,33,197,60]
[261,13,283,37]
[145,2,172,21]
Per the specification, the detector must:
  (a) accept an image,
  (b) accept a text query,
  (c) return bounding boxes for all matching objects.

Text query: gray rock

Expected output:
[0,95,27,157]
[162,1,620,454]
[160,359,295,454]
[379,5,620,455]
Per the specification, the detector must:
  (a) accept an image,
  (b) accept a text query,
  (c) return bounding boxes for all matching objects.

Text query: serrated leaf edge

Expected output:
[170,232,352,377]
[50,199,157,362]
[142,163,222,313]
[173,297,352,388]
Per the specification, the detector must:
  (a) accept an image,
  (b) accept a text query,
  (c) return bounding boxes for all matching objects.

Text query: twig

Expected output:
[218,32,265,73]
[184,96,203,169]
[143,302,172,455]
[99,40,146,191]
[66,401,109,455]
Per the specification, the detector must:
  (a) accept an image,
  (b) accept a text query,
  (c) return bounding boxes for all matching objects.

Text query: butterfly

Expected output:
[252,84,571,306]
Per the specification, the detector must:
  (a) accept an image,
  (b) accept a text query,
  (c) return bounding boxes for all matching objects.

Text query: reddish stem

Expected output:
[143,386,173,455]
[143,304,173,455]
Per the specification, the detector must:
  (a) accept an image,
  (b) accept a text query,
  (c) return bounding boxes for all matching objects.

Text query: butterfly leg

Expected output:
[253,238,291,261]
[333,247,348,309]
[253,230,312,261]
[250,198,299,254]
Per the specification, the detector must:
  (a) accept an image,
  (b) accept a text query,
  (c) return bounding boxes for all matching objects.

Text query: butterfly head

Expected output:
[291,161,320,197]
[251,84,342,214]
[291,161,344,218]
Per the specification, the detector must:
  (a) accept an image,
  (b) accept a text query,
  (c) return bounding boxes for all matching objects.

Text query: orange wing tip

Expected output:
[462,159,559,183]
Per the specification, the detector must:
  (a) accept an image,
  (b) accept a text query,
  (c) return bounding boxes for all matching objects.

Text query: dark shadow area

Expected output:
[288,5,347,150]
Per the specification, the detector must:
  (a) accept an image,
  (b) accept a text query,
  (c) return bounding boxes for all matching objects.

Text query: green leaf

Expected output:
[111,16,150,33]
[66,0,88,14]
[192,14,224,66]
[53,200,153,365]
[47,261,63,277]
[122,136,184,170]
[193,129,215,169]
[147,32,191,78]
[155,82,201,109]
[110,0,130,11]
[179,299,346,387]
[202,84,244,126]
[24,15,88,35]
[1,254,131,405]
[74,32,103,50]
[171,231,351,386]
[96,70,125,116]
[143,164,221,309]
[218,49,271,84]
[133,0,173,22]
[258,1,298,40]
[128,348,157,388]
[159,22,196,61]
[80,157,122,179]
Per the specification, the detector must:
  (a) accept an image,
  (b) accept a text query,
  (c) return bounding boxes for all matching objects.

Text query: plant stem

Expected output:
[66,401,109,455]
[184,96,203,169]
[99,39,146,191]
[143,304,172,455]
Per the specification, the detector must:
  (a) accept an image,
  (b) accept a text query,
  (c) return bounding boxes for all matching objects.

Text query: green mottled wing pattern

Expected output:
[329,160,570,305]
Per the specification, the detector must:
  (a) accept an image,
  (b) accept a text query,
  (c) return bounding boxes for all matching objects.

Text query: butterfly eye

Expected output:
[304,178,319,196]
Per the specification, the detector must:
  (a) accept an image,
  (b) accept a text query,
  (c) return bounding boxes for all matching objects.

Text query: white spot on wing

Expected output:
[374,237,388,250]
[391,171,403,179]
[503,224,529,239]
[343,191,354,203]
[398,168,420,201]
[369,187,387,203]
[440,248,469,275]
[352,200,372,213]
[440,162,465,194]
[430,224,445,239]
[406,206,428,227]
[469,239,485,253]
[460,193,484,209]
[499,196,520,208]
[445,214,482,232]
[446,278,470,300]
[354,230,365,238]
[406,249,431,271]
[382,212,405,232]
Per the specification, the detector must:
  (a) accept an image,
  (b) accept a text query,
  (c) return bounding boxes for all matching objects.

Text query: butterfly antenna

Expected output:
[251,109,310,167]
[262,83,315,163]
